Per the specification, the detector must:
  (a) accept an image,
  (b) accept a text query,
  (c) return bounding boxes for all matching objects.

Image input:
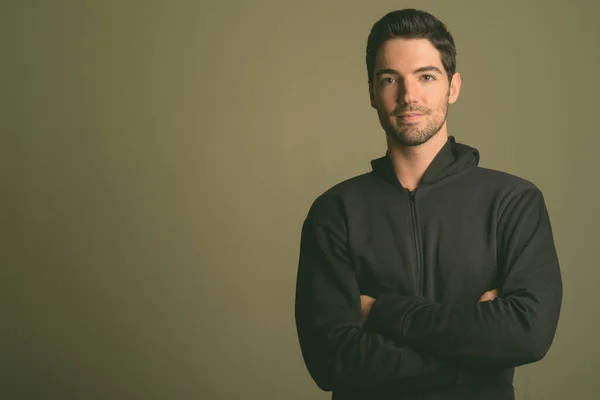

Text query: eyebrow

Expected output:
[375,65,444,77]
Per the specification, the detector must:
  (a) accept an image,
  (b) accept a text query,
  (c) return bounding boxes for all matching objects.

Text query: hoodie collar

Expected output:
[370,136,480,188]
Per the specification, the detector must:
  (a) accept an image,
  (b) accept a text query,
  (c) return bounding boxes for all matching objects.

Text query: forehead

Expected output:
[375,38,444,71]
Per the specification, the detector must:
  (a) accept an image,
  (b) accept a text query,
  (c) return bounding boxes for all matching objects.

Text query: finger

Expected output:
[481,289,498,299]
[479,292,494,302]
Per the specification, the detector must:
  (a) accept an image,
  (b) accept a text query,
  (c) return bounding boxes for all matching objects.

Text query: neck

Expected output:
[386,126,449,191]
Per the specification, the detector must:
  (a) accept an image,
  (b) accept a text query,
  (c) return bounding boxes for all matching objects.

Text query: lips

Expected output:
[398,113,423,123]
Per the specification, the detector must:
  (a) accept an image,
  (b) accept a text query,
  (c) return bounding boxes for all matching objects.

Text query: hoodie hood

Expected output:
[370,136,480,188]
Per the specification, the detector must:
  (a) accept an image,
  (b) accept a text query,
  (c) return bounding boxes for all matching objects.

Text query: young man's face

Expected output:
[369,38,461,147]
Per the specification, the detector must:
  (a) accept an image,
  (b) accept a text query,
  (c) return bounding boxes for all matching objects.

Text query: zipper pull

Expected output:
[408,189,416,202]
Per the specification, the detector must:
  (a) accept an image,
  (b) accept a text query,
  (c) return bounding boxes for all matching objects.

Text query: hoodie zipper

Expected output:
[408,189,423,295]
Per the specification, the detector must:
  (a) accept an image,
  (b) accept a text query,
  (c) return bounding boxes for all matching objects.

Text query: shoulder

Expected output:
[470,166,546,203]
[303,173,375,227]
[472,167,550,225]
[473,167,538,191]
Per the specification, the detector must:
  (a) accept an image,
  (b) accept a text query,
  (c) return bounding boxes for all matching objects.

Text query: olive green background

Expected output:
[3,1,598,399]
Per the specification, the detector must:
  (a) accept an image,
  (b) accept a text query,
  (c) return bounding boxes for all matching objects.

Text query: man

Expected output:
[294,8,562,400]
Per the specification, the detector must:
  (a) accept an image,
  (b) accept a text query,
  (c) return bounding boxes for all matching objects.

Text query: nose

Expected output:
[397,78,420,105]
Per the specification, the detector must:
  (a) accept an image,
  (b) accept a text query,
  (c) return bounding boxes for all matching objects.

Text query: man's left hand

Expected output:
[360,295,377,323]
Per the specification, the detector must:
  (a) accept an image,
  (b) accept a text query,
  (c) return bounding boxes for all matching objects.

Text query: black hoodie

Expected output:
[294,136,562,400]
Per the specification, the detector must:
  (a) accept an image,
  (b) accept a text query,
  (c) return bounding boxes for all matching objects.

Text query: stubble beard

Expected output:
[384,94,450,147]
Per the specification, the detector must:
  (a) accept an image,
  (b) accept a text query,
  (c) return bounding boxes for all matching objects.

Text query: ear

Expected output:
[448,72,461,104]
[369,82,376,109]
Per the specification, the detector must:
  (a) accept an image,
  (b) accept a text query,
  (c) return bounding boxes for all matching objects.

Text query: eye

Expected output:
[380,77,396,86]
[421,74,436,81]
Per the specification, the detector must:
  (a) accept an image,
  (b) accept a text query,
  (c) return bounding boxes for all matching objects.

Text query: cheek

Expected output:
[377,85,396,100]
[426,92,447,111]
[382,90,399,109]
[374,97,393,114]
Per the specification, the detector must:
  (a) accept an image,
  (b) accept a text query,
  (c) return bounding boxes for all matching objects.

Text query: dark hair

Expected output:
[366,9,457,84]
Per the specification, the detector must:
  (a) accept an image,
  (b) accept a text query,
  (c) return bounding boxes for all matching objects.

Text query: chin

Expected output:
[402,138,430,147]
[387,128,437,147]
[387,133,425,147]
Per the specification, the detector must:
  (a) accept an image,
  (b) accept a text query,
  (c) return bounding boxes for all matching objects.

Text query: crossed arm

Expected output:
[361,289,497,325]
[295,188,562,393]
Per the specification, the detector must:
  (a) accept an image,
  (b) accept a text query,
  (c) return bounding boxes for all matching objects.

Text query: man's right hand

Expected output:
[478,288,498,302]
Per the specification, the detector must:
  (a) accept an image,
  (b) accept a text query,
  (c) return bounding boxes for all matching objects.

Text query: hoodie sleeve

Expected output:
[295,212,467,393]
[365,187,563,369]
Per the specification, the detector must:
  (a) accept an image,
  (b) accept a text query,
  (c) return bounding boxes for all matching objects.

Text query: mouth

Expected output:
[397,113,423,123]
